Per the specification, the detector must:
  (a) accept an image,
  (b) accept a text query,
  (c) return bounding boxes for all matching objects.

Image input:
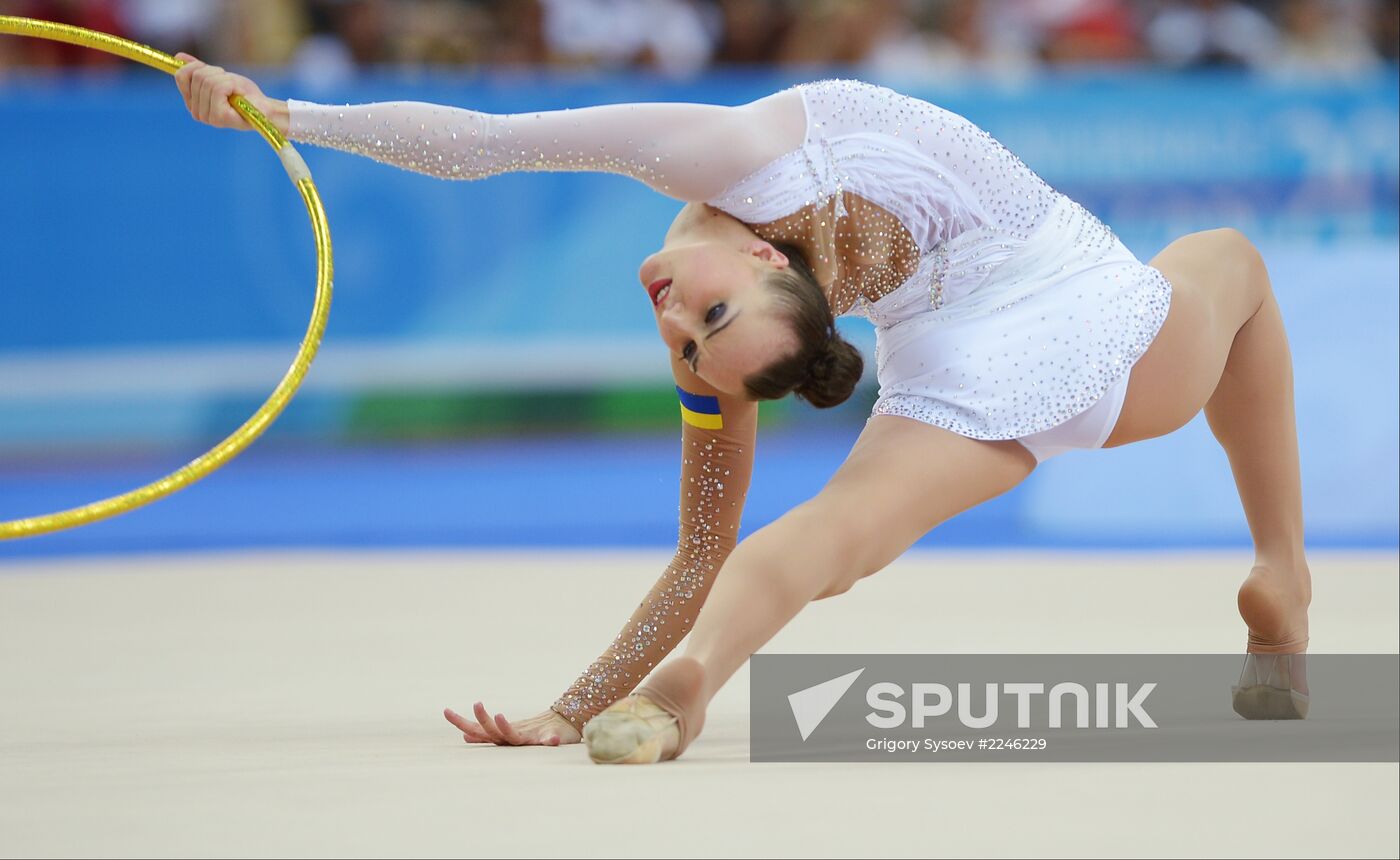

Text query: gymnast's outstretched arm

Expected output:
[440,355,757,746]
[173,54,806,203]
[175,54,765,745]
[545,358,758,733]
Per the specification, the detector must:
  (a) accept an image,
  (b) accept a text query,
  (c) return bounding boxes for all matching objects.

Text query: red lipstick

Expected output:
[647,278,672,306]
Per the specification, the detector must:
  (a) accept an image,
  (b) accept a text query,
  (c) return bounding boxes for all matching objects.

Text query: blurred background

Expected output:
[0,0,1396,556]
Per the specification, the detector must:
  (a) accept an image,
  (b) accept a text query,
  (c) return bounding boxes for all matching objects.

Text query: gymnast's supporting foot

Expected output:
[1159,232,1314,721]
[584,657,706,764]
[1233,561,1311,720]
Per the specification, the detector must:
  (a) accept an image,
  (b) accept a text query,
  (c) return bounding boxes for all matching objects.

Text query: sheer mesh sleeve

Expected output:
[286,89,805,203]
[550,362,758,728]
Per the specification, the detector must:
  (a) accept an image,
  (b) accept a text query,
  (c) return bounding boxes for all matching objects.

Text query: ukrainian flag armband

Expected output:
[676,386,724,431]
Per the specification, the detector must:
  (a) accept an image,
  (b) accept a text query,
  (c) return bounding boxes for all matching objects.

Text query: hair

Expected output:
[742,242,864,409]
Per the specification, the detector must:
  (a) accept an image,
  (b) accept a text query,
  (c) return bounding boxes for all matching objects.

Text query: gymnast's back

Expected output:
[708,79,1057,255]
[702,79,1063,319]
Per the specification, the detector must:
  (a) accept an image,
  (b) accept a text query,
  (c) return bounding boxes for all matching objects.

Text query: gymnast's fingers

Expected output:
[177,61,205,120]
[443,708,492,743]
[191,68,206,123]
[175,71,193,117]
[195,64,226,127]
[223,74,264,130]
[172,53,196,107]
[187,61,209,123]
[472,701,509,744]
[444,707,493,743]
[492,712,528,745]
[214,81,246,130]
[198,66,223,128]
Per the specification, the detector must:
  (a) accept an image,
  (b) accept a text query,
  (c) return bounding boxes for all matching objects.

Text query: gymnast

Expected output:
[174,55,1313,763]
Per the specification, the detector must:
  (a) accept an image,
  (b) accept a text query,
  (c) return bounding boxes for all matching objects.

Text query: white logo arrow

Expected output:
[787,668,866,741]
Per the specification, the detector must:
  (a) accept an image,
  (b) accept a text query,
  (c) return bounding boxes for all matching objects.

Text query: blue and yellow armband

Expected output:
[676,386,723,431]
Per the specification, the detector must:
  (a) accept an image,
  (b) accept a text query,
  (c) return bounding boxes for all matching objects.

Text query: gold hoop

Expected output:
[0,15,334,540]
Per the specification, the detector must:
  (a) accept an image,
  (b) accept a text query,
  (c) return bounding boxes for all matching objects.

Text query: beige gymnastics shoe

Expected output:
[583,695,681,763]
[1232,652,1309,720]
[584,657,707,764]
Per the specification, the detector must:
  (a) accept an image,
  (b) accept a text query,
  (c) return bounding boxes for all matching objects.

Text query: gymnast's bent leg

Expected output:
[584,416,1036,763]
[1106,228,1312,718]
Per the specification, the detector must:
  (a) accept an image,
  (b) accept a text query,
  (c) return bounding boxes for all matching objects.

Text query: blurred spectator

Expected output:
[383,0,494,67]
[0,0,1394,76]
[1272,0,1381,76]
[772,0,890,66]
[539,0,718,76]
[485,0,548,66]
[918,0,1041,74]
[119,0,219,60]
[288,0,390,88]
[1377,0,1400,61]
[1146,0,1281,68]
[220,0,309,67]
[709,0,792,66]
[855,0,955,78]
[1033,0,1143,63]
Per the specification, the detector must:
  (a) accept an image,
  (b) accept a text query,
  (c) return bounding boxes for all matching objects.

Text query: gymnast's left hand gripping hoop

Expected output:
[0,16,334,540]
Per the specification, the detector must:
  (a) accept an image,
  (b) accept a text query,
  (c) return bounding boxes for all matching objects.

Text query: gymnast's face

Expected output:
[640,240,797,397]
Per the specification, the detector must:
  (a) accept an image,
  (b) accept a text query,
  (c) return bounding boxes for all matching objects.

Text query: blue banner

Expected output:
[1,69,1394,354]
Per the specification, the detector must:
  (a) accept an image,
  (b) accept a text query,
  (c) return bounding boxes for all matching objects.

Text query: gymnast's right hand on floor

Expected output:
[442,703,582,746]
[173,52,289,136]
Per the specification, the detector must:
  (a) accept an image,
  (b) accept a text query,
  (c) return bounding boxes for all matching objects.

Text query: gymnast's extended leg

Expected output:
[1106,228,1311,716]
[584,416,1036,762]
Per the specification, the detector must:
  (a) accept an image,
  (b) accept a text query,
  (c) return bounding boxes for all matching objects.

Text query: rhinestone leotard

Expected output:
[290,79,1170,442]
[287,79,1172,725]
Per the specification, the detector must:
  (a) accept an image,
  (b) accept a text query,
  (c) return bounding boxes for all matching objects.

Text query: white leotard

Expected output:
[287,79,1172,449]
[704,80,1171,444]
